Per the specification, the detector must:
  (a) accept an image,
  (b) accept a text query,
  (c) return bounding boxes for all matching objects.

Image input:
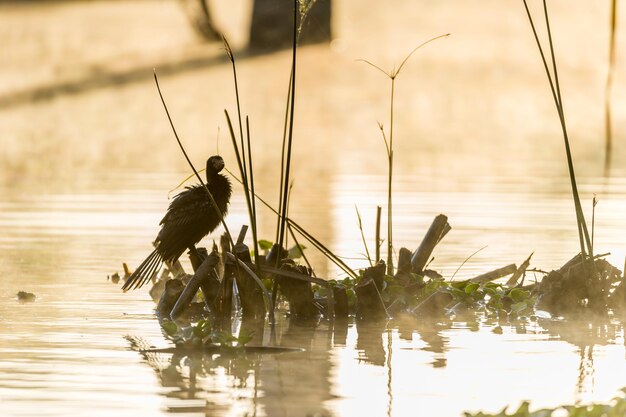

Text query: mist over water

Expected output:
[1,1,626,416]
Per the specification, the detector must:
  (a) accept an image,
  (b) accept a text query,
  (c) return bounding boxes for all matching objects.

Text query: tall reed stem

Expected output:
[276,0,299,258]
[604,0,618,176]
[522,0,593,260]
[387,78,395,275]
[359,33,449,275]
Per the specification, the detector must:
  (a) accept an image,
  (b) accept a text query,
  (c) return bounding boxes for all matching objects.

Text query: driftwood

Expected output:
[470,264,517,284]
[506,253,533,287]
[170,251,220,320]
[233,243,266,320]
[278,261,319,320]
[395,247,413,283]
[355,261,387,320]
[189,247,222,315]
[539,255,622,313]
[411,214,450,274]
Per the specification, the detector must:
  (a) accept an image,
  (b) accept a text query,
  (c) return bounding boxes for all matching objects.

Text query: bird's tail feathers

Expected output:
[122,249,164,291]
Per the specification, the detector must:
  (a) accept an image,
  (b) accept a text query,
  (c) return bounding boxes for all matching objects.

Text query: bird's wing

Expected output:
[159,186,210,227]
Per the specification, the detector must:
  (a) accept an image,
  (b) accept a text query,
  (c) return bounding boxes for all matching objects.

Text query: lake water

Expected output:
[1,1,626,416]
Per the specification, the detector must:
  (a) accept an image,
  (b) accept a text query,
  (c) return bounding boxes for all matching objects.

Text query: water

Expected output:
[1,0,626,416]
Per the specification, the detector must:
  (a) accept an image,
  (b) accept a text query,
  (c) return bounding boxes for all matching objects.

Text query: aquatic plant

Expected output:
[161,319,253,350]
[522,0,593,262]
[359,33,449,275]
[464,388,626,417]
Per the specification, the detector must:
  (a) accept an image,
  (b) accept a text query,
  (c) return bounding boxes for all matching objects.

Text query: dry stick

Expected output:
[470,264,517,284]
[411,214,450,274]
[236,225,248,245]
[522,1,590,259]
[604,0,618,175]
[506,252,534,287]
[591,196,598,255]
[153,72,235,248]
[375,206,382,263]
[170,253,220,320]
[356,206,373,267]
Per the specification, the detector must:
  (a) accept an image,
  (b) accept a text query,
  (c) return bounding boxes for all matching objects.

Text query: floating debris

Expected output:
[17,291,36,303]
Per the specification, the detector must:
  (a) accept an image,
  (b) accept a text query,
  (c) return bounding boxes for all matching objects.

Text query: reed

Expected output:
[359,33,449,275]
[225,168,359,279]
[222,39,260,267]
[275,0,300,261]
[604,0,618,175]
[522,0,593,261]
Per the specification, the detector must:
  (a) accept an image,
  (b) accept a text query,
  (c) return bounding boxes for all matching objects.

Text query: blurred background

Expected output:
[1,0,625,278]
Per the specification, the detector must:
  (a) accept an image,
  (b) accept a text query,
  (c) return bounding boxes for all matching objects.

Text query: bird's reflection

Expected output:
[126,315,333,417]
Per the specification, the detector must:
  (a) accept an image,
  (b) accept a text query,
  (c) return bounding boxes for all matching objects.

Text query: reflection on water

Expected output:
[111,314,626,417]
[2,0,626,415]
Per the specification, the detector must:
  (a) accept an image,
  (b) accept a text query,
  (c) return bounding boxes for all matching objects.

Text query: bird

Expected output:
[122,155,232,291]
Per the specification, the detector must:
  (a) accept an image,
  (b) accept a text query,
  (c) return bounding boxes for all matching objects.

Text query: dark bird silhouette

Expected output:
[122,155,232,291]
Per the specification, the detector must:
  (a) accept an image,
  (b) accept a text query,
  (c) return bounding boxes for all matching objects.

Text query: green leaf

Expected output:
[511,301,528,313]
[258,240,273,250]
[492,326,503,334]
[288,243,306,259]
[508,288,530,303]
[161,320,179,336]
[465,283,480,294]
[237,330,254,346]
[387,284,405,298]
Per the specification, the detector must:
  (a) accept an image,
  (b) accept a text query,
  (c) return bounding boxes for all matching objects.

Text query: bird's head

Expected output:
[206,155,225,181]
